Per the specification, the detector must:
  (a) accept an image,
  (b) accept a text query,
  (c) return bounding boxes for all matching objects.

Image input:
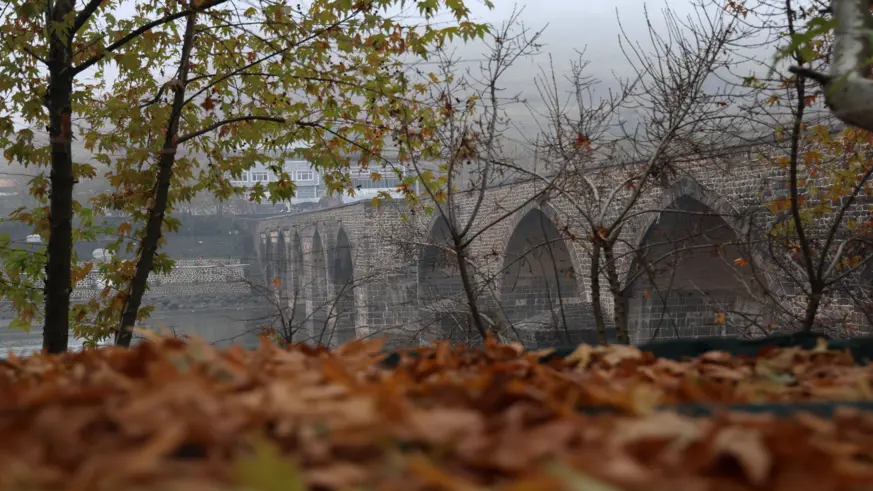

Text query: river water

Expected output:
[0,306,265,357]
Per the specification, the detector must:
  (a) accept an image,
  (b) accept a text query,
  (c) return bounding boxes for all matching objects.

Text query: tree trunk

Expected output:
[590,243,608,344]
[43,0,76,354]
[454,244,489,342]
[802,288,823,333]
[603,243,630,344]
[115,12,197,347]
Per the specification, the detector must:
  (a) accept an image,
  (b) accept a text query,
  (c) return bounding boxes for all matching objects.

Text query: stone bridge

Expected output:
[252,144,872,348]
[66,259,252,310]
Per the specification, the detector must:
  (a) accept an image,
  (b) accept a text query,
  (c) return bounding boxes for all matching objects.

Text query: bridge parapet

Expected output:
[253,148,873,347]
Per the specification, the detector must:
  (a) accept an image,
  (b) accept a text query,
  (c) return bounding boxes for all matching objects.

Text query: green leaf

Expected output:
[236,438,306,491]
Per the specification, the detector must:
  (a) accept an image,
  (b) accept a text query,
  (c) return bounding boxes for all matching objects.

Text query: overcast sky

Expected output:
[3,0,772,177]
[415,0,753,159]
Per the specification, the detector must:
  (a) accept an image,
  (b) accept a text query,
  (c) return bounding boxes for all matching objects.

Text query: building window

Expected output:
[297,186,316,198]
[240,172,249,182]
[296,170,314,181]
[353,176,402,190]
[251,171,269,182]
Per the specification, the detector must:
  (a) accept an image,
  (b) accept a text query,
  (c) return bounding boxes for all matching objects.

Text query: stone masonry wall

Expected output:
[254,144,873,348]
[68,260,251,305]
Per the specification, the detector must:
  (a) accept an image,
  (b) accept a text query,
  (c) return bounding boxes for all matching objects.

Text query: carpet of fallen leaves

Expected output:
[1,333,873,491]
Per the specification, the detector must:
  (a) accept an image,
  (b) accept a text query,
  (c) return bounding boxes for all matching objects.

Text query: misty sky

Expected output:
[3,0,776,176]
[411,0,757,161]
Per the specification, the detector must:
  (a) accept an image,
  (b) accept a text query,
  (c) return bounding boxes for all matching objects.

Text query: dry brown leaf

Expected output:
[565,344,594,369]
[2,335,873,491]
[404,407,484,445]
[306,463,370,489]
[712,426,772,486]
[610,411,704,449]
[601,345,642,367]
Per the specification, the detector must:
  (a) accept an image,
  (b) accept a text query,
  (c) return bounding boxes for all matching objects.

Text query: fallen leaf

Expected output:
[711,426,772,486]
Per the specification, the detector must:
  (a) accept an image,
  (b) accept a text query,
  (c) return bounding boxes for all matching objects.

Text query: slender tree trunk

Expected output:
[43,0,76,354]
[115,12,197,347]
[590,243,608,344]
[603,243,630,344]
[802,287,823,333]
[454,244,489,341]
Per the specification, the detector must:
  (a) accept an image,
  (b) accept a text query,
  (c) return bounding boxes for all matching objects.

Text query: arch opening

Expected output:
[418,216,468,342]
[626,195,761,343]
[331,228,356,345]
[264,234,275,288]
[277,231,289,295]
[287,232,306,341]
[500,209,581,344]
[310,231,328,344]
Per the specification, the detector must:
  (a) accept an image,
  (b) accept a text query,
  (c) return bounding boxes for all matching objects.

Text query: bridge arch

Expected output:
[277,230,290,295]
[310,228,329,344]
[264,230,276,288]
[624,182,764,343]
[288,231,306,337]
[330,227,357,344]
[418,215,467,341]
[626,177,751,252]
[498,204,584,337]
[258,232,268,283]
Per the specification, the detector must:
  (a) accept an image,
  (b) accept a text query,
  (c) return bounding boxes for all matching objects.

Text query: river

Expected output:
[0,306,265,357]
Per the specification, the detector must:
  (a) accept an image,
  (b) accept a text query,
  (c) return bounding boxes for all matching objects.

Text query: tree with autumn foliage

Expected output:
[0,0,490,352]
[384,9,572,344]
[706,0,873,335]
[530,3,742,344]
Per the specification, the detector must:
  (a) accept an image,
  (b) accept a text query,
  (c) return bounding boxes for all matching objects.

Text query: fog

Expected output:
[0,0,784,187]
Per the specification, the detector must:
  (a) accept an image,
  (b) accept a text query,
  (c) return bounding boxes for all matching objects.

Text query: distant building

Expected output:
[0,179,18,197]
[227,159,415,210]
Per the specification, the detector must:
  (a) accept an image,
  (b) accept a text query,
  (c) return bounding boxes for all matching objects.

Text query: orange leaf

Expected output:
[733,257,748,267]
[574,133,592,151]
[201,97,216,111]
[271,276,281,288]
[407,455,477,491]
[715,312,726,325]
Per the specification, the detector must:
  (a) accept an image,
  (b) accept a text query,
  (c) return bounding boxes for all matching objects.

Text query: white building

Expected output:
[227,159,412,209]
